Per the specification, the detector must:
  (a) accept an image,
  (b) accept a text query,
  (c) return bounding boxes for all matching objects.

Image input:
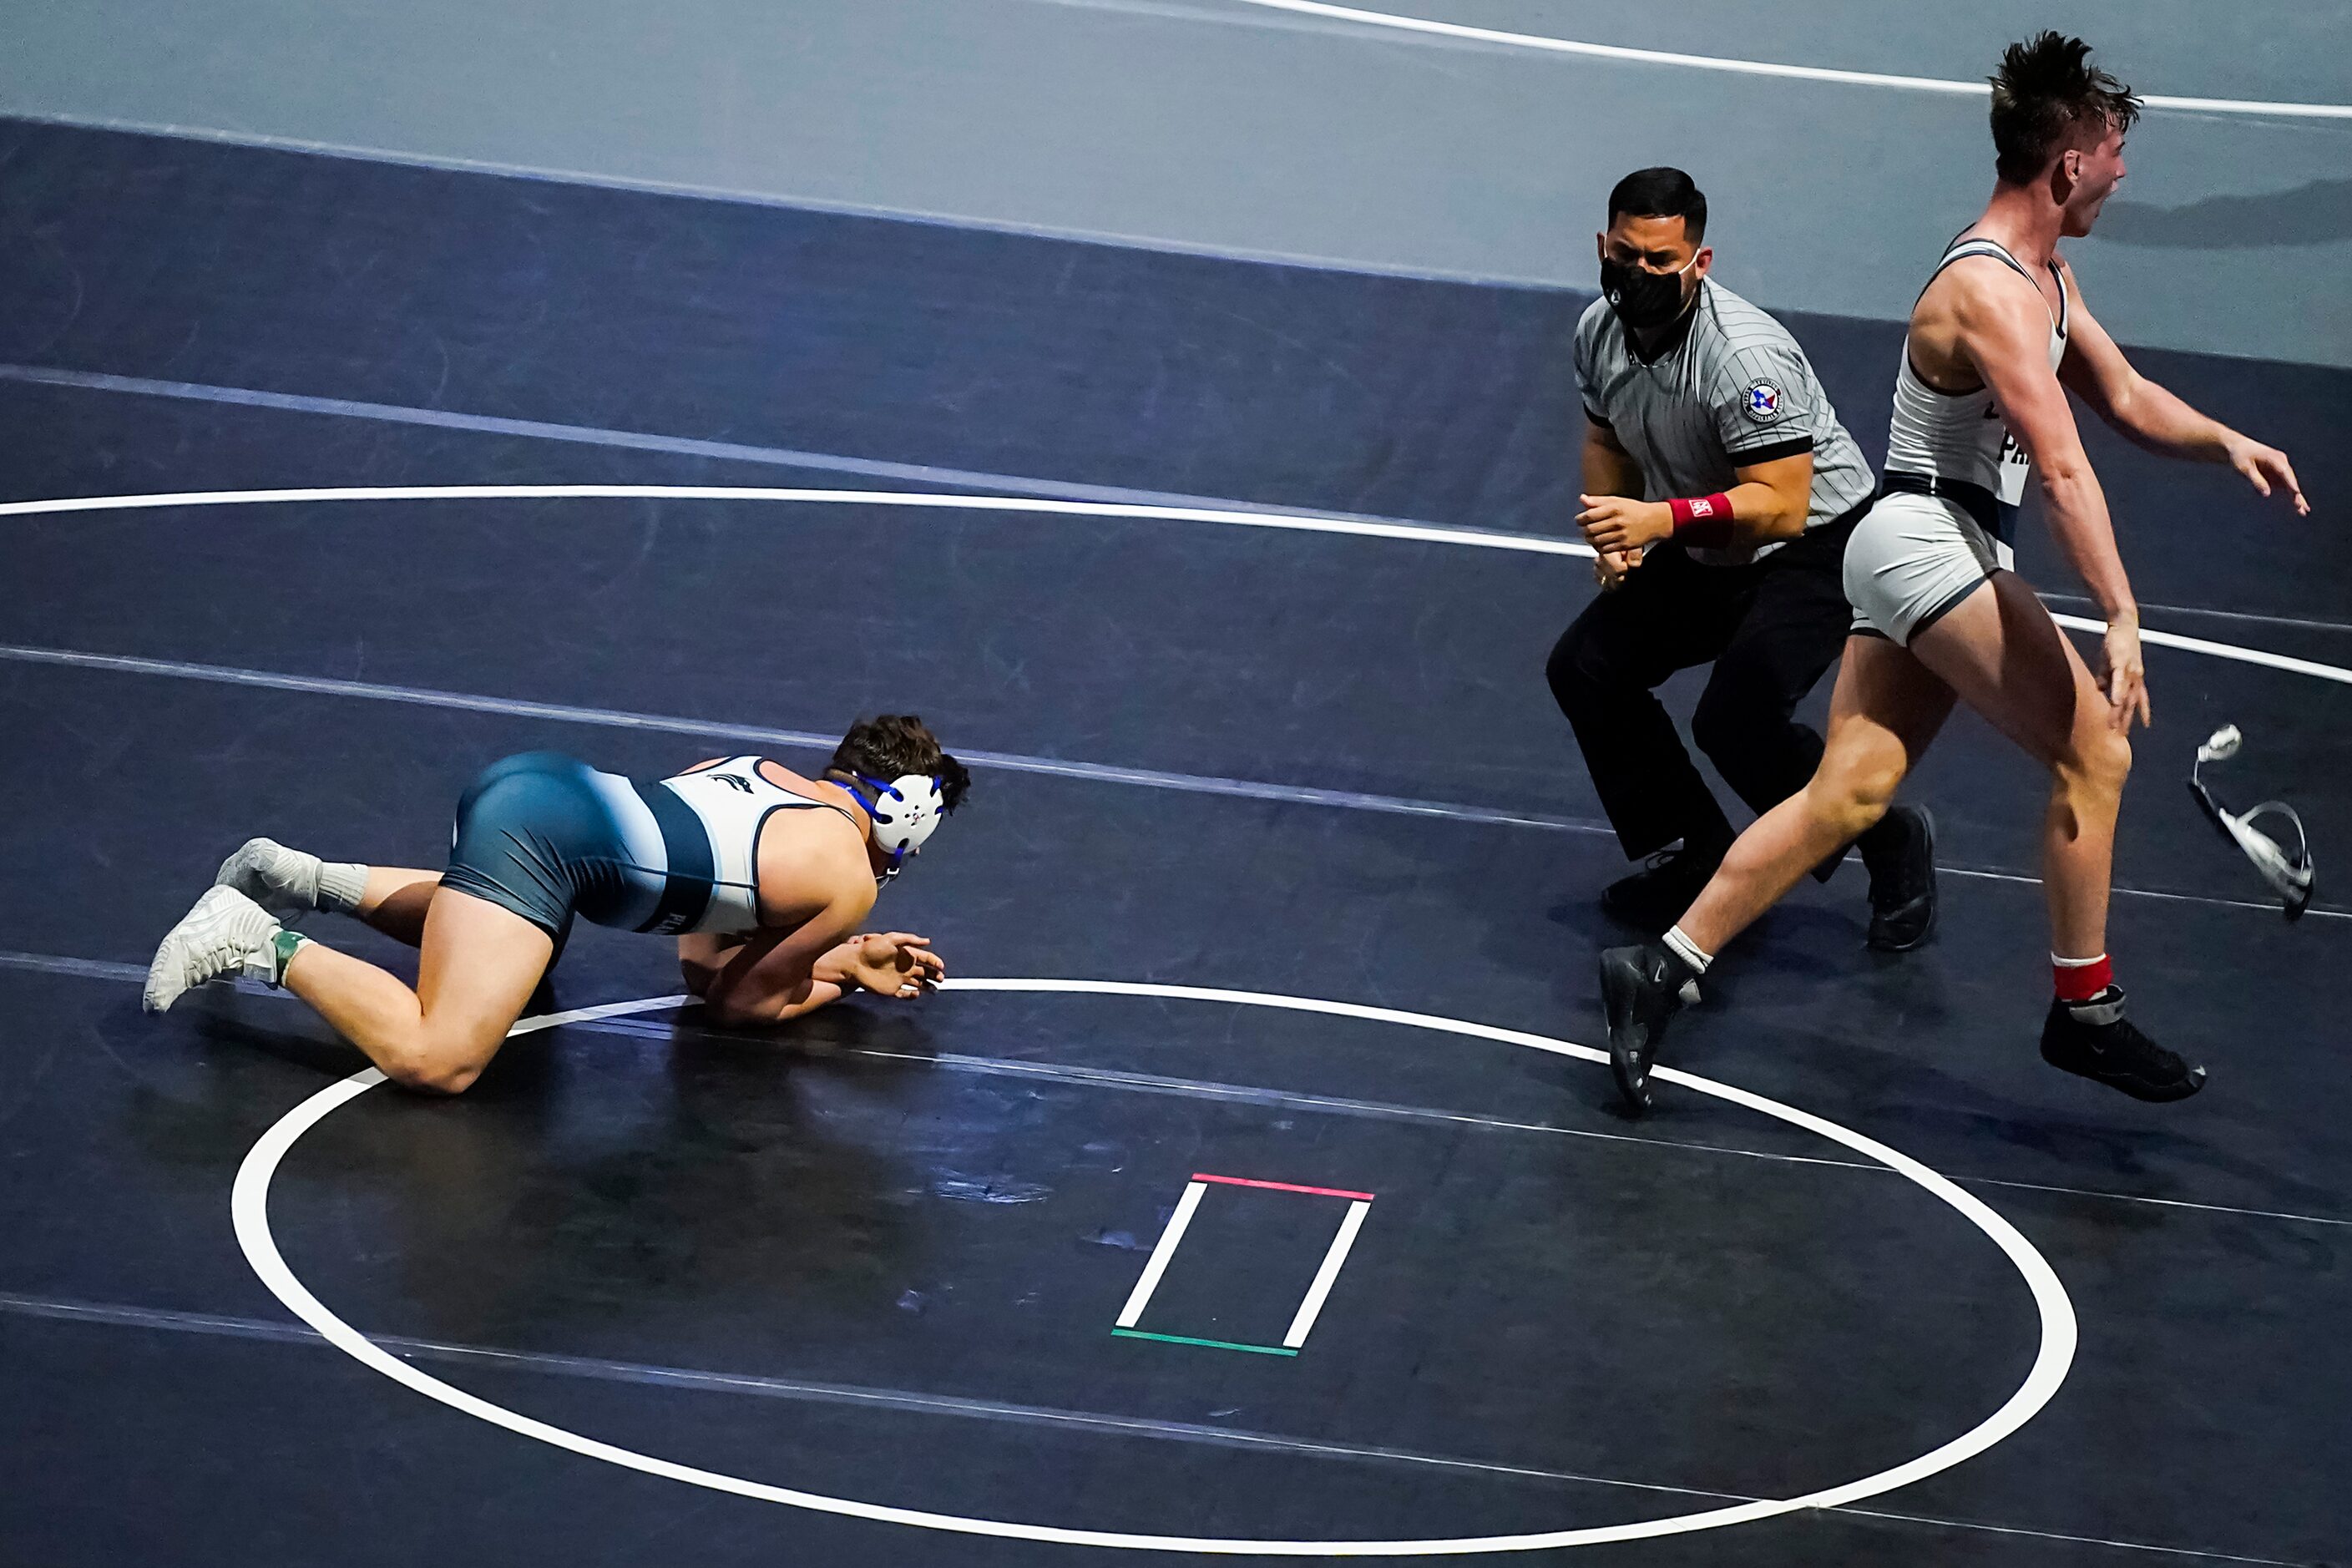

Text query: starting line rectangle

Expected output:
[1112,1172,1374,1356]
[1191,1171,1376,1201]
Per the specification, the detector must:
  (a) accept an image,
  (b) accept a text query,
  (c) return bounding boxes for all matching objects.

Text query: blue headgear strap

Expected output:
[836,772,939,884]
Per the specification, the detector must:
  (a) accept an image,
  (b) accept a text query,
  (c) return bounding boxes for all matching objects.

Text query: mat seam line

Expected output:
[6,362,2345,637]
[1,641,2337,920]
[7,948,2343,1230]
[0,1290,2302,1565]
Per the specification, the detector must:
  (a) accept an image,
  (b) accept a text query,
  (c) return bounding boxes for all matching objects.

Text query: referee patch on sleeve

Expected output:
[1744,380,1784,422]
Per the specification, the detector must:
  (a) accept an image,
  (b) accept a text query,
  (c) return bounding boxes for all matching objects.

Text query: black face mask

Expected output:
[1601,255,1697,331]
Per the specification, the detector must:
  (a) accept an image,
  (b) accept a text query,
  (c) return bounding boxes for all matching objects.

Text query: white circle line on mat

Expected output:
[1218,0,2352,119]
[232,980,2076,1555]
[9,485,2345,685]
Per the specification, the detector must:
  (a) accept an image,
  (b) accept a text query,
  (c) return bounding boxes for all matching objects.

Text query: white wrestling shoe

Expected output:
[215,837,325,918]
[144,886,286,1013]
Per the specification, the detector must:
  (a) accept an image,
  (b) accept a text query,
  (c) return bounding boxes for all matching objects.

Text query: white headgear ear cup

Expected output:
[865,774,946,857]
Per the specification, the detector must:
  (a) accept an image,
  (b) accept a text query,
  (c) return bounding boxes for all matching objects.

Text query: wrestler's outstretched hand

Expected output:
[842,932,946,998]
[2223,433,2307,516]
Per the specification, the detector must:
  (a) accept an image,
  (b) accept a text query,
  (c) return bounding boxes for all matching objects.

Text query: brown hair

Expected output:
[830,715,971,811]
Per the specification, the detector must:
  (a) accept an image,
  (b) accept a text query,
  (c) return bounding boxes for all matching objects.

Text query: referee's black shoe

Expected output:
[1859,805,1938,952]
[2040,988,2206,1102]
[1601,838,1727,934]
[1598,942,1694,1114]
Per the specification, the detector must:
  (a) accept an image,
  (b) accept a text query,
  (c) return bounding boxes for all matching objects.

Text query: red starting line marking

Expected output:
[1191,1172,1375,1201]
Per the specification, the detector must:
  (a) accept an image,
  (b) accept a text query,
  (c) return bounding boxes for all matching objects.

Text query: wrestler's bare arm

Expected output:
[1945,260,2149,726]
[2053,266,2307,513]
[685,906,862,1024]
[1950,264,2132,620]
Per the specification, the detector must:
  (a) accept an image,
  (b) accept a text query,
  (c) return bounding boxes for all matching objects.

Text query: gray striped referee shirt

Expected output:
[1576,279,1875,566]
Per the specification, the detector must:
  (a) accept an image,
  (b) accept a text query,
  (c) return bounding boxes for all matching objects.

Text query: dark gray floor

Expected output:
[2,56,2348,1568]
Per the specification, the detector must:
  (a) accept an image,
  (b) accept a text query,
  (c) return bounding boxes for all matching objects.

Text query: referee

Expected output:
[1548,167,1934,948]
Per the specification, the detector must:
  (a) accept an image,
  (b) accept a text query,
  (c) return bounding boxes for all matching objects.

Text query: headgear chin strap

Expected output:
[837,772,947,884]
[2188,726,2314,920]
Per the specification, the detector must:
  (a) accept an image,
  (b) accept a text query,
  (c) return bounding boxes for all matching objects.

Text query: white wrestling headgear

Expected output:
[2189,725,2314,920]
[839,772,948,883]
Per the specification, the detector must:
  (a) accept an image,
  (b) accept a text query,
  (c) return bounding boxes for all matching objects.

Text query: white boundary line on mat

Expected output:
[232,979,2076,1555]
[6,484,2347,685]
[1219,1,2352,119]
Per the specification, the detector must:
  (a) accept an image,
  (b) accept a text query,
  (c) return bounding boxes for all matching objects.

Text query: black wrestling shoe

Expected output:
[1599,943,1694,1114]
[1601,840,1727,934]
[2039,988,2206,1103]
[1859,806,1938,952]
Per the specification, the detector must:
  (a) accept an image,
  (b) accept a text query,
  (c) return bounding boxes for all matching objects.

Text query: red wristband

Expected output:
[1668,493,1736,549]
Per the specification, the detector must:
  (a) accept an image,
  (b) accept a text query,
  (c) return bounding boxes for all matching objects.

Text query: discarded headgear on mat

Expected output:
[2188,726,2314,920]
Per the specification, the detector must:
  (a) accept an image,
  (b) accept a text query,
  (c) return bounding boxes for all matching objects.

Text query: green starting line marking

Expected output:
[1110,1328,1299,1357]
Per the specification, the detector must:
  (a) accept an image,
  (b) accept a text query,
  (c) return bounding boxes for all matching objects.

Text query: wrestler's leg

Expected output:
[1597,637,1952,1111]
[1903,571,2127,961]
[1878,574,2198,1100]
[1675,635,1955,952]
[215,838,438,943]
[281,885,554,1094]
[349,867,444,946]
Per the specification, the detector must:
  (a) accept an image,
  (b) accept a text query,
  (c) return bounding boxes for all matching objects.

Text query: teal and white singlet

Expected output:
[440,752,859,938]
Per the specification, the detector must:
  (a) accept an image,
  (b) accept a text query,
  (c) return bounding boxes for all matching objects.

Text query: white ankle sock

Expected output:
[316,862,369,915]
[1663,925,1714,975]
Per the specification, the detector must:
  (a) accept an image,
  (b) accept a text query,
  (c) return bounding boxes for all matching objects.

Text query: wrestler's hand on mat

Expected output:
[2100,618,2153,731]
[1577,494,1672,555]
[842,933,946,999]
[2223,434,2308,517]
[1594,545,1645,591]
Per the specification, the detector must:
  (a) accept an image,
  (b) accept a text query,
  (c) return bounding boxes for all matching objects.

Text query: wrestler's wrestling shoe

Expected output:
[1598,942,1694,1115]
[2039,988,2206,1102]
[144,886,289,1013]
[1860,806,1938,952]
[215,837,326,918]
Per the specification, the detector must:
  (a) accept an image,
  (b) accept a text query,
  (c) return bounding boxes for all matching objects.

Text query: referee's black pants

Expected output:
[1545,510,1860,864]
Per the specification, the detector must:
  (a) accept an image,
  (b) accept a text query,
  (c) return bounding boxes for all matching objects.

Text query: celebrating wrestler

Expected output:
[1598,35,2309,1112]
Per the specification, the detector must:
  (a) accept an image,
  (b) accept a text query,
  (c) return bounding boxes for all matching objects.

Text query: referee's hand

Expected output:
[1594,546,1645,590]
[1578,493,1675,555]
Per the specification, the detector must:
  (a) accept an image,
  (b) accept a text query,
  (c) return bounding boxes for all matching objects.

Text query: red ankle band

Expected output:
[2052,953,2112,1003]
